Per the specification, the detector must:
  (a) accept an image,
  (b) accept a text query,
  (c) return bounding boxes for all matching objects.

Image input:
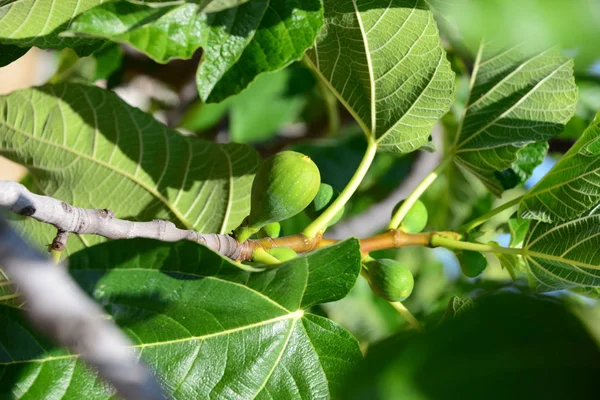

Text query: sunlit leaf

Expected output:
[0,84,259,253]
[0,0,103,51]
[68,0,323,101]
[453,43,577,195]
[521,215,600,290]
[520,114,600,222]
[0,238,362,399]
[199,0,323,102]
[306,0,455,153]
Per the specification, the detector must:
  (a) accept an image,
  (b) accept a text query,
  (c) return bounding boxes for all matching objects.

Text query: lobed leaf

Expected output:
[68,1,207,63]
[453,43,577,195]
[0,238,363,399]
[520,113,600,222]
[68,0,323,101]
[305,0,455,153]
[0,83,259,253]
[198,0,323,103]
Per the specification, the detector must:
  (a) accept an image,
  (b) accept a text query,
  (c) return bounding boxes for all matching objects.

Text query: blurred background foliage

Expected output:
[2,0,600,397]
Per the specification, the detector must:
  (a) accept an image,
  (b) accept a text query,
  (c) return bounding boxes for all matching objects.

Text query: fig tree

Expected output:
[235,151,320,241]
[392,199,428,233]
[365,258,414,302]
[457,250,487,278]
[305,183,344,227]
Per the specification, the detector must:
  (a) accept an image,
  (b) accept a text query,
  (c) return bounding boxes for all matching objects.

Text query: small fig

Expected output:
[236,151,320,241]
[267,247,298,262]
[365,259,414,302]
[258,222,281,238]
[457,250,487,278]
[305,183,344,227]
[392,199,428,233]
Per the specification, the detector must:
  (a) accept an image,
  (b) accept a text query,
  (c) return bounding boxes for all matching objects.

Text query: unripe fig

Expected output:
[365,259,414,302]
[258,222,281,238]
[305,183,344,227]
[267,247,298,262]
[392,199,428,233]
[457,250,487,278]
[236,151,320,241]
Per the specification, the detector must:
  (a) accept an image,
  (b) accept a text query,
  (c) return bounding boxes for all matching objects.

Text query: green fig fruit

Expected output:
[258,222,281,238]
[457,250,487,278]
[365,259,414,302]
[267,247,298,262]
[305,183,344,227]
[235,151,320,242]
[392,199,428,233]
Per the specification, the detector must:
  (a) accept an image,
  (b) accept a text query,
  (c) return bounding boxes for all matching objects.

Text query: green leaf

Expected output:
[0,44,28,67]
[229,65,315,143]
[343,293,600,399]
[453,43,578,195]
[68,1,323,101]
[442,296,475,320]
[0,0,103,50]
[49,45,123,84]
[130,0,251,13]
[508,218,530,247]
[520,114,600,222]
[199,0,323,102]
[521,215,600,290]
[0,238,362,399]
[69,1,206,63]
[0,83,259,253]
[305,0,455,153]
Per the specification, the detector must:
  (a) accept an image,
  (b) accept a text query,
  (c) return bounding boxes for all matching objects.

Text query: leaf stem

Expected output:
[303,138,378,237]
[389,301,423,332]
[430,235,522,256]
[388,156,453,230]
[459,195,523,233]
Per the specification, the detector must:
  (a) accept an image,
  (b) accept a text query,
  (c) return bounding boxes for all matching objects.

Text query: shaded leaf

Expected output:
[0,0,103,50]
[453,43,577,195]
[520,114,600,222]
[0,238,362,399]
[306,0,455,153]
[0,44,28,67]
[0,83,259,253]
[442,296,475,320]
[229,65,315,143]
[49,45,123,84]
[344,293,600,399]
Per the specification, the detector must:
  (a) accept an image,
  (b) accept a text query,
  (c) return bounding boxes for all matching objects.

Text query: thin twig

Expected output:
[0,216,166,400]
[389,301,424,332]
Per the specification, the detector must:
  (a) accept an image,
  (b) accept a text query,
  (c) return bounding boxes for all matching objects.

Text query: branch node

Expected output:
[19,205,36,216]
[51,230,69,252]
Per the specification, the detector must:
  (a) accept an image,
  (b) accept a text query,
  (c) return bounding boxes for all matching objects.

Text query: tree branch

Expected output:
[0,216,166,400]
[0,180,247,259]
